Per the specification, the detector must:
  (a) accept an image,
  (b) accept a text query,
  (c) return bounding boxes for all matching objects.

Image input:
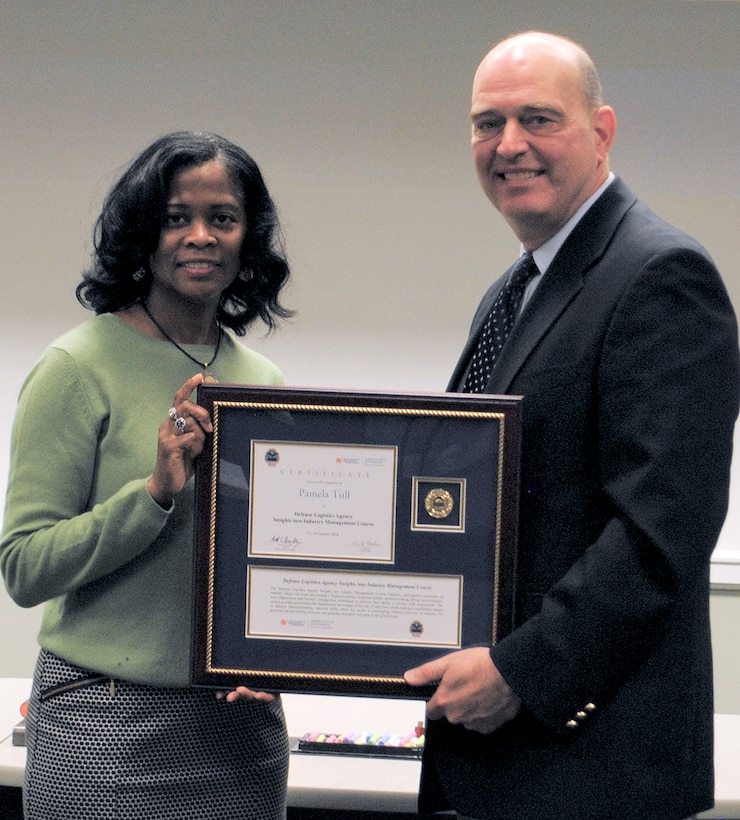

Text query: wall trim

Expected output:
[711,550,740,589]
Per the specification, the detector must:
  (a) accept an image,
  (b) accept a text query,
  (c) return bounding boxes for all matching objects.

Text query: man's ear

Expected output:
[593,105,617,162]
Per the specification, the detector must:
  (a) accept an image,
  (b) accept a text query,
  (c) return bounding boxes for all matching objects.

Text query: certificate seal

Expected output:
[425,488,454,519]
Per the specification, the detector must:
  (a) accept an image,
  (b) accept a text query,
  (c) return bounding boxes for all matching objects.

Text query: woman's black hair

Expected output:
[76,131,292,334]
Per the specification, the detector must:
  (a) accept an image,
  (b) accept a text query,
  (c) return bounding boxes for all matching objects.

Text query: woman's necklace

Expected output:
[141,302,222,383]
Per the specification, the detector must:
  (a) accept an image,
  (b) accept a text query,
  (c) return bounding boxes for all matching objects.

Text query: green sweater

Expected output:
[1,314,283,687]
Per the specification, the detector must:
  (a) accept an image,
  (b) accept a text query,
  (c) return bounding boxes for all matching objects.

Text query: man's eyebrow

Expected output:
[519,104,563,117]
[470,104,563,121]
[470,108,502,122]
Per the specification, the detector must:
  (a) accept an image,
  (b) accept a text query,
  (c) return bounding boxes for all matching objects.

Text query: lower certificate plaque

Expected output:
[191,385,522,698]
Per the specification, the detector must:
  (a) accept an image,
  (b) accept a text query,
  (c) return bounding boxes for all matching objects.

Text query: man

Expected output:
[404,31,739,820]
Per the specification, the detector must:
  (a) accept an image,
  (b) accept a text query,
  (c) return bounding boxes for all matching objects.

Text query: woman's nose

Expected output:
[186,220,215,246]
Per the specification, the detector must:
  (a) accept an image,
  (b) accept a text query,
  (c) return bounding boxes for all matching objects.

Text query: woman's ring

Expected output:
[168,407,178,421]
[175,416,187,433]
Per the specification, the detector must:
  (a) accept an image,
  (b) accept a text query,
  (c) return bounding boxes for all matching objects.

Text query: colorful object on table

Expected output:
[295,723,425,759]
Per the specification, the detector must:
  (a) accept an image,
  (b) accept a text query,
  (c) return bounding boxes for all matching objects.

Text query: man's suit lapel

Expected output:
[449,178,637,394]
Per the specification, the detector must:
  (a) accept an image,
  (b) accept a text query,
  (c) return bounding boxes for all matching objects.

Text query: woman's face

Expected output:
[149,160,246,309]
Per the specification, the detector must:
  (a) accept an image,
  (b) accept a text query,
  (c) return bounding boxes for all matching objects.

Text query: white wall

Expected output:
[1,1,739,708]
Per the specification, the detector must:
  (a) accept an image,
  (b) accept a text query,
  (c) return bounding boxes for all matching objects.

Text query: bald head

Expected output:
[476,32,603,112]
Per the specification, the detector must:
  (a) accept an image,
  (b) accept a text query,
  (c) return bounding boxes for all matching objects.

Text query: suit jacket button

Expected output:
[566,719,579,730]
[576,711,587,720]
[584,702,596,712]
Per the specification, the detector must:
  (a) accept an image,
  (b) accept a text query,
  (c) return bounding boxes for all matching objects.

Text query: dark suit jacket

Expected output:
[420,178,740,820]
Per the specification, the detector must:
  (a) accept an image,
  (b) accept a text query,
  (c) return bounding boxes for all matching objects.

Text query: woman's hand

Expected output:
[147,374,213,506]
[216,686,277,704]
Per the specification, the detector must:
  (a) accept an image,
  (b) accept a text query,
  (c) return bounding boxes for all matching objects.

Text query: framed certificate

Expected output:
[191,385,522,698]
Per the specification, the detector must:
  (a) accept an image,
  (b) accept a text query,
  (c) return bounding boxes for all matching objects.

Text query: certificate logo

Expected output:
[265,448,280,466]
[409,620,424,638]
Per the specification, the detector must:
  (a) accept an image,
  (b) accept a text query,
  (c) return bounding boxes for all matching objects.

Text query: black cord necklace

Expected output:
[141,302,222,383]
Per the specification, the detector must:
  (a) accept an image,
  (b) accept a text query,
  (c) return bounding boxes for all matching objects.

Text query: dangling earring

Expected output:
[133,267,146,282]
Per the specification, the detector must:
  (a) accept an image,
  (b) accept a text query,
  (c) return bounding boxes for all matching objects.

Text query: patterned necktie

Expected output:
[463,253,539,393]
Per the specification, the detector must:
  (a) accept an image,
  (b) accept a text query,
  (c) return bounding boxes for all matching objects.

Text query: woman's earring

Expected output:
[133,267,146,282]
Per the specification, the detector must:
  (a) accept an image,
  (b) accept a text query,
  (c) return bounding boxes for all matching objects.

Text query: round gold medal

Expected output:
[425,488,454,519]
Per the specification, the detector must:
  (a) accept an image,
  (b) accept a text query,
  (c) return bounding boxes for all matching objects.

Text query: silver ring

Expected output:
[175,416,187,433]
[168,407,178,421]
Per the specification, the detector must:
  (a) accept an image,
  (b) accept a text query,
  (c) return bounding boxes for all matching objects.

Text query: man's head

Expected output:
[470,32,616,250]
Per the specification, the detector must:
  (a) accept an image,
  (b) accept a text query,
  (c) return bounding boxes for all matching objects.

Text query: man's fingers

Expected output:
[404,657,445,687]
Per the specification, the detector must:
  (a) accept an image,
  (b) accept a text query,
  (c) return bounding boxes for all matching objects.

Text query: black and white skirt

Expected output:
[24,650,289,819]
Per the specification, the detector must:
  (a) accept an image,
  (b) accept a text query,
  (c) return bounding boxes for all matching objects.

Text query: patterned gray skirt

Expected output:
[24,650,289,819]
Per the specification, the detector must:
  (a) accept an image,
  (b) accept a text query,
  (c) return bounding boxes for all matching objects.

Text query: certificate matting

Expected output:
[191,385,522,698]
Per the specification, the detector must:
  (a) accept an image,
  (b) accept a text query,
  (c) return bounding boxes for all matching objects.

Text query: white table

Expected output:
[2,678,739,817]
[283,691,425,812]
[698,712,740,820]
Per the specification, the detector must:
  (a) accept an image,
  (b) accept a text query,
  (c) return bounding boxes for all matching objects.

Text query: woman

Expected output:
[1,132,293,819]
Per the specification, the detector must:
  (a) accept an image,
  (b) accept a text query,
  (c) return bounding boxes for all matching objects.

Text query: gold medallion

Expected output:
[425,488,454,519]
[202,371,218,384]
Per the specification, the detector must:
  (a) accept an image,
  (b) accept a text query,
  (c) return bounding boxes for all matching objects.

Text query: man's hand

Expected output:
[404,646,521,734]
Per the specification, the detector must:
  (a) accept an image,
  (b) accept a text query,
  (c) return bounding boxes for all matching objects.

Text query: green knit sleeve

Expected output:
[0,347,170,608]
